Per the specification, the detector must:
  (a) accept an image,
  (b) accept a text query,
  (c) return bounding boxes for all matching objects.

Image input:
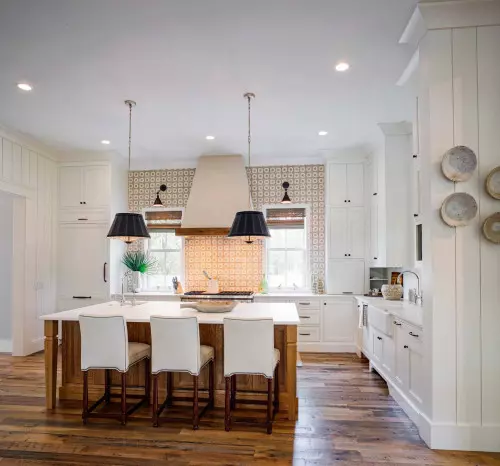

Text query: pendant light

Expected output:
[107,100,151,244]
[228,93,270,244]
[153,184,167,207]
[281,181,292,204]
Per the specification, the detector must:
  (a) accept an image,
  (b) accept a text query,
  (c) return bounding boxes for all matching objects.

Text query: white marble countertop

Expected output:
[355,296,423,328]
[42,301,300,325]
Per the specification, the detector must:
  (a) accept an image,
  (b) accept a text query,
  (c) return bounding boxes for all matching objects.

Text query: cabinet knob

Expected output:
[412,154,417,158]
[413,214,418,217]
[348,254,351,257]
[344,200,347,203]
[377,336,382,340]
[404,345,409,349]
[345,254,347,256]
[373,193,377,196]
[409,331,419,338]
[348,200,351,203]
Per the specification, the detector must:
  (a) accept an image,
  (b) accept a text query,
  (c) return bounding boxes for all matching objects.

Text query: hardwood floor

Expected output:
[0,352,499,465]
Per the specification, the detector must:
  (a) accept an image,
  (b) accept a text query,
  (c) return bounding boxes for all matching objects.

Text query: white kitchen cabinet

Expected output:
[328,163,364,207]
[57,224,110,303]
[321,298,356,343]
[328,207,364,259]
[59,165,110,208]
[327,259,365,295]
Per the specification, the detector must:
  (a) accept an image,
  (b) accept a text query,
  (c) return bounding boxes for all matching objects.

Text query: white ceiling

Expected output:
[0,0,417,168]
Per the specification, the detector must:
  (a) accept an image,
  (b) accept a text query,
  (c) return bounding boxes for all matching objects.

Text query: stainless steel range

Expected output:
[181,291,254,303]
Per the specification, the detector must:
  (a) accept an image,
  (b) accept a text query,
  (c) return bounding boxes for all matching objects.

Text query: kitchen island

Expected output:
[42,301,300,421]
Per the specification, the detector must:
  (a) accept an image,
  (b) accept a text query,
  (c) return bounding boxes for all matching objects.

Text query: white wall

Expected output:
[417,15,500,451]
[0,192,13,352]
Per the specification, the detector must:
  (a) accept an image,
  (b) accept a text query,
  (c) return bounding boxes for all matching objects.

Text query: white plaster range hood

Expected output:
[175,155,252,236]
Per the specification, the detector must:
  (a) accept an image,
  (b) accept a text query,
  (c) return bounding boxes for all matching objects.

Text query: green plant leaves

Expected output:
[121,251,158,274]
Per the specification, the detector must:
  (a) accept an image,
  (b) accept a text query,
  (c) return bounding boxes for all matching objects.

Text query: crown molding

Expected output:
[400,0,500,47]
[0,124,60,162]
[397,49,420,87]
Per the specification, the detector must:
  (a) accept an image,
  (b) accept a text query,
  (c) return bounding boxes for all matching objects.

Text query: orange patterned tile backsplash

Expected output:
[185,236,263,292]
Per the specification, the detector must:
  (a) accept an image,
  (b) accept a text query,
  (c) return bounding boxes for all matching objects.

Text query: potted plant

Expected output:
[121,251,158,292]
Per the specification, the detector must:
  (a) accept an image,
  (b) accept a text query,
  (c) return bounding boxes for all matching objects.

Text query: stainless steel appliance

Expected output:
[180,291,254,303]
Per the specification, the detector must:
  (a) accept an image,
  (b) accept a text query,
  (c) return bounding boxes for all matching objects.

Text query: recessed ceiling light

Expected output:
[206,135,215,140]
[335,62,350,72]
[101,140,111,145]
[318,131,328,136]
[17,82,33,91]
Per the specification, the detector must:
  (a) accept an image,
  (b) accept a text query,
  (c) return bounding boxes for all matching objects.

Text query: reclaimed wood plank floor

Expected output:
[0,352,499,465]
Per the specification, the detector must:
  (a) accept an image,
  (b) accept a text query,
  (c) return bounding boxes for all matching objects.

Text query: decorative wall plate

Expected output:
[486,166,500,200]
[441,192,478,227]
[483,213,500,243]
[442,146,477,182]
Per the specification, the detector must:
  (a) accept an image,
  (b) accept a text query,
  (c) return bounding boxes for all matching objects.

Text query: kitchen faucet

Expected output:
[397,270,422,305]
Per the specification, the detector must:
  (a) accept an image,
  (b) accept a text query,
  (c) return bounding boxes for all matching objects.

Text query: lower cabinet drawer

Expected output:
[298,326,320,342]
[298,310,320,326]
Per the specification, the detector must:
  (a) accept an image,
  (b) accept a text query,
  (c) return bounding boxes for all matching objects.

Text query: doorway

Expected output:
[0,191,14,353]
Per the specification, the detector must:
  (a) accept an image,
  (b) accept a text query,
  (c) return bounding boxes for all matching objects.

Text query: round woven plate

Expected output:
[486,166,500,200]
[441,192,478,227]
[442,146,477,182]
[483,213,500,244]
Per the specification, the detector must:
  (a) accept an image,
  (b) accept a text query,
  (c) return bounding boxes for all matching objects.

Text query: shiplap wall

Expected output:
[419,24,500,451]
[0,131,57,355]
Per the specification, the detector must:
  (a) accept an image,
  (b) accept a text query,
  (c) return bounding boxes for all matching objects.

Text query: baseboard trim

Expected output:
[419,415,500,452]
[298,342,357,353]
[0,338,12,353]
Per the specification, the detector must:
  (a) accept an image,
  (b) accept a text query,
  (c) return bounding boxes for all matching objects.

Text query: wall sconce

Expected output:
[153,184,167,207]
[281,182,292,204]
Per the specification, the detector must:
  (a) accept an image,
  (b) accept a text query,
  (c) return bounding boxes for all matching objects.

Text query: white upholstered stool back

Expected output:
[151,316,206,376]
[223,317,276,378]
[79,314,129,372]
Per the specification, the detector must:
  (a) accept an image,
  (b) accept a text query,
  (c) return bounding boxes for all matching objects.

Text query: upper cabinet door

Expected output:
[83,166,110,208]
[328,208,348,259]
[346,163,364,206]
[328,164,347,206]
[348,207,365,259]
[59,167,83,208]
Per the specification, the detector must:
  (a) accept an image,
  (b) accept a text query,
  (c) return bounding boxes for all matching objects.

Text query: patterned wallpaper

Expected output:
[128,164,325,291]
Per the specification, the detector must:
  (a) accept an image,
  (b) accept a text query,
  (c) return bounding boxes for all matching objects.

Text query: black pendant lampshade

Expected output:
[228,211,271,240]
[107,213,150,244]
[153,184,167,207]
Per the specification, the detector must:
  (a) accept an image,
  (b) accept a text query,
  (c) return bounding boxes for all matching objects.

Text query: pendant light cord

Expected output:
[244,92,255,210]
[125,100,136,172]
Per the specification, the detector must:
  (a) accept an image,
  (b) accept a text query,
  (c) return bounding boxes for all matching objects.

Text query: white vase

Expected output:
[132,271,142,293]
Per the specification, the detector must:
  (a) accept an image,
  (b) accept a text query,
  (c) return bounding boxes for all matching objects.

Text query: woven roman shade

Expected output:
[266,208,306,227]
[145,210,183,229]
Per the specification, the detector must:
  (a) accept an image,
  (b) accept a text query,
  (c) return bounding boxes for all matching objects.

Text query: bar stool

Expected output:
[150,316,214,429]
[223,317,280,434]
[79,314,151,425]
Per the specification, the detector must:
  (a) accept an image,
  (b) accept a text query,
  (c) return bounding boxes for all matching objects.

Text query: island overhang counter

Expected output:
[41,301,300,421]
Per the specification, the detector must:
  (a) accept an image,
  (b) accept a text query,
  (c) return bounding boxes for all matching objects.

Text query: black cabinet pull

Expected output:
[404,345,409,349]
[299,302,310,306]
[374,257,378,260]
[301,316,311,319]
[413,154,417,158]
[299,333,310,336]
[373,192,377,196]
[341,292,353,295]
[413,213,418,217]
[103,262,108,283]
[73,296,92,299]
[409,332,419,338]
[77,218,88,221]
[393,321,402,326]
[377,336,382,340]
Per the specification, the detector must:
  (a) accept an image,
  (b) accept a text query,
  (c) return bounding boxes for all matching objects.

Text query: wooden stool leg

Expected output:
[193,375,199,430]
[209,360,215,408]
[230,374,236,410]
[144,359,150,405]
[266,378,273,434]
[274,362,280,415]
[167,372,173,407]
[104,369,111,404]
[82,371,89,425]
[224,376,231,432]
[121,372,127,426]
[152,373,159,427]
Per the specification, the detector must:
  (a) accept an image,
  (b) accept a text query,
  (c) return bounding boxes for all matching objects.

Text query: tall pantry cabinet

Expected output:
[326,161,367,295]
[57,162,127,312]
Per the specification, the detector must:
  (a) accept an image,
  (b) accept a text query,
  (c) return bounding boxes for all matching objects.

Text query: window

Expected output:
[144,210,183,291]
[265,207,308,290]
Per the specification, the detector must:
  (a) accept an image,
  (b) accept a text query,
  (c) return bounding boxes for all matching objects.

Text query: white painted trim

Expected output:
[397,50,420,87]
[0,125,59,162]
[378,122,413,136]
[419,414,500,452]
[0,338,12,353]
[399,6,426,45]
[298,342,357,353]
[58,161,111,168]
